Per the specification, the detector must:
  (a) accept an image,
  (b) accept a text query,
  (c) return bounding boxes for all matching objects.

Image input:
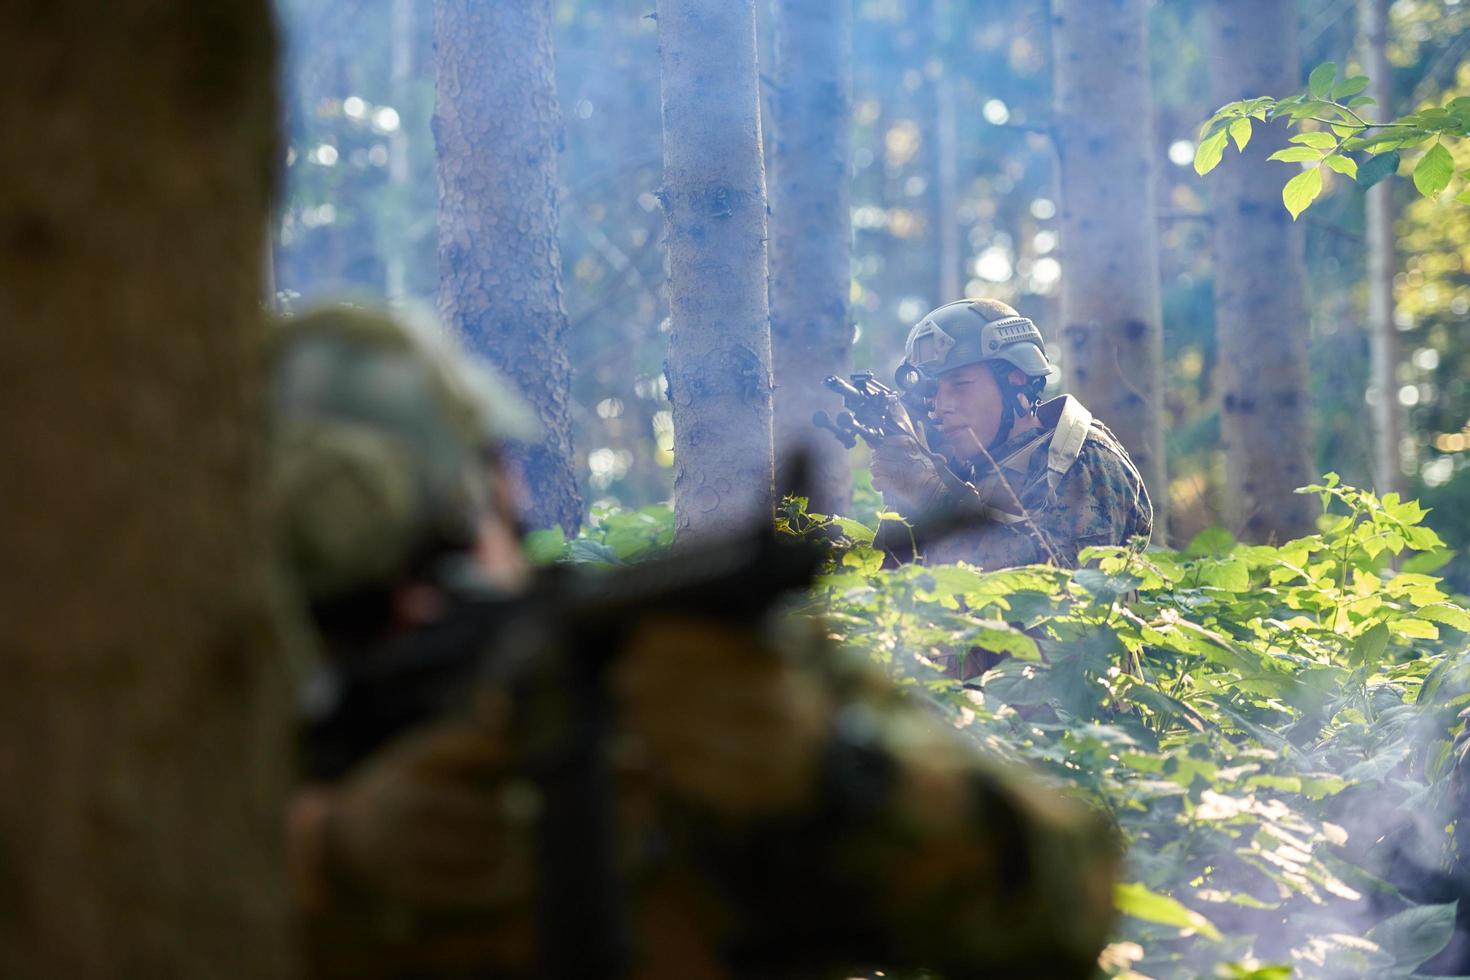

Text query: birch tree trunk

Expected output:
[1207,0,1317,542]
[657,0,776,536]
[0,3,293,976]
[434,0,582,534]
[1051,0,1168,529]
[1360,0,1405,498]
[768,0,854,514]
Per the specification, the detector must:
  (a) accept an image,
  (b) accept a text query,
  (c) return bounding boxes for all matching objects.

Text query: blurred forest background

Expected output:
[273,0,1470,578]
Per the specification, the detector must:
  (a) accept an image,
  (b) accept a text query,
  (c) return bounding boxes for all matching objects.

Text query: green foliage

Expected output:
[792,479,1470,978]
[556,479,1470,975]
[533,502,675,566]
[1195,62,1470,217]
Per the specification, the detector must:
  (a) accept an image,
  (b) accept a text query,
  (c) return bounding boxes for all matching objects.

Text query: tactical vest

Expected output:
[966,395,1141,525]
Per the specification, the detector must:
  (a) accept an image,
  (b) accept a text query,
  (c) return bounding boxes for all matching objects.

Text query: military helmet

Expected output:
[902,298,1055,381]
[269,304,538,600]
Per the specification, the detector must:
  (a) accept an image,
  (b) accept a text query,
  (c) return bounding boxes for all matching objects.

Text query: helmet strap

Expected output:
[983,361,1043,452]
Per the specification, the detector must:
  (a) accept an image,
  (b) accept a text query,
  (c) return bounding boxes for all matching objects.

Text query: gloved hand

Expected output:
[870,429,948,516]
[615,616,833,819]
[318,720,534,914]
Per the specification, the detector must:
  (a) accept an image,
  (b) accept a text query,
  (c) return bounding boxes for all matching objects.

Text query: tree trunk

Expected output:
[1051,0,1168,531]
[434,0,582,534]
[933,0,962,303]
[385,0,414,302]
[1360,0,1405,498]
[657,0,776,536]
[0,4,293,977]
[1207,0,1317,542]
[768,0,854,514]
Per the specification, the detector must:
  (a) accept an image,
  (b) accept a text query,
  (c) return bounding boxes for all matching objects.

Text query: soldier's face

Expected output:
[932,362,1004,458]
[472,455,531,593]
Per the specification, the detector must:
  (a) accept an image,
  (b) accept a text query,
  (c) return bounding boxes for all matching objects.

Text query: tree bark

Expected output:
[385,0,414,302]
[1207,0,1317,542]
[0,3,293,977]
[434,0,583,534]
[1360,0,1405,498]
[768,0,854,514]
[1051,0,1169,531]
[657,0,776,536]
[933,0,962,304]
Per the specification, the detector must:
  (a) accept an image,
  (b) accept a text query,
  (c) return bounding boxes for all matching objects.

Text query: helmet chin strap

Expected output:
[983,362,1043,453]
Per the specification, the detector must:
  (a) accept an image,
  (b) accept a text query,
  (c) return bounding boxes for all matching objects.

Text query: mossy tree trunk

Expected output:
[434,0,583,534]
[1052,0,1168,533]
[0,3,293,976]
[657,0,776,536]
[768,0,854,514]
[1207,0,1317,542]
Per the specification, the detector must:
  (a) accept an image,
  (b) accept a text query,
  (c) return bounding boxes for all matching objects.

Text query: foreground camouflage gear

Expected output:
[269,305,536,600]
[885,395,1153,570]
[300,615,1120,980]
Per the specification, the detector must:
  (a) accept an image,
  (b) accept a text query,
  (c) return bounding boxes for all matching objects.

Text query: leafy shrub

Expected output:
[558,479,1470,977]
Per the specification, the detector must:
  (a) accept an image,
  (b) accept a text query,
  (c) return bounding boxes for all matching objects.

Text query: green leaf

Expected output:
[1414,142,1455,197]
[1269,146,1327,163]
[1283,165,1323,219]
[1333,75,1370,99]
[1456,187,1470,206]
[1389,617,1440,640]
[1358,149,1401,188]
[1113,882,1223,940]
[1229,117,1252,152]
[523,527,568,565]
[1309,62,1338,100]
[569,538,621,565]
[1323,154,1358,178]
[1352,622,1390,667]
[1418,603,1470,632]
[1290,130,1339,149]
[1365,901,1457,968]
[1217,963,1292,980]
[830,516,876,545]
[1073,568,1143,604]
[1187,527,1235,558]
[1195,127,1230,176]
[1347,95,1378,109]
[1198,558,1251,592]
[967,621,1041,662]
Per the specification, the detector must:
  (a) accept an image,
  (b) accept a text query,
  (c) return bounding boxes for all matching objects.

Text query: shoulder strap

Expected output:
[1045,396,1093,496]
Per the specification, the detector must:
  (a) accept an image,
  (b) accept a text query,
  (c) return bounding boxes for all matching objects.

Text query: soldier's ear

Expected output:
[1007,367,1027,386]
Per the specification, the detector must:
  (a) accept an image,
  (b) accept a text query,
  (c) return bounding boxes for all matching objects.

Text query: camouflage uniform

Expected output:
[921,394,1154,569]
[272,305,1119,979]
[875,298,1153,571]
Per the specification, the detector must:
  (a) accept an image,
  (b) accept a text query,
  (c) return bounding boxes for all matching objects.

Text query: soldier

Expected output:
[872,298,1153,569]
[272,304,1119,979]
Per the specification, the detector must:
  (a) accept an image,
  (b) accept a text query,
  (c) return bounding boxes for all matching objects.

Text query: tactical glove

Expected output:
[615,616,833,819]
[870,430,949,517]
[318,722,534,914]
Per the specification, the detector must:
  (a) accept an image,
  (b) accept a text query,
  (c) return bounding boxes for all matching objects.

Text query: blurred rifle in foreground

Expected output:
[300,521,826,979]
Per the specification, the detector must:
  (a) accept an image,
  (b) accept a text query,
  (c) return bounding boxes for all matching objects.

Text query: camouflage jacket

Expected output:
[302,620,1119,980]
[895,395,1153,570]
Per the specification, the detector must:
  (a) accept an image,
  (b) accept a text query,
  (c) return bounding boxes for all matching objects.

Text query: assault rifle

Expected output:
[300,524,827,979]
[812,370,937,450]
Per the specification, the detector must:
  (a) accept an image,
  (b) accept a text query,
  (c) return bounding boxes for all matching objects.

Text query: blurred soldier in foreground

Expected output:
[870,298,1153,568]
[273,304,1118,979]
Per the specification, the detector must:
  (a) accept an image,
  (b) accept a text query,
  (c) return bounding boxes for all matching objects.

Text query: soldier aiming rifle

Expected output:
[274,304,1119,979]
[818,298,1154,570]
